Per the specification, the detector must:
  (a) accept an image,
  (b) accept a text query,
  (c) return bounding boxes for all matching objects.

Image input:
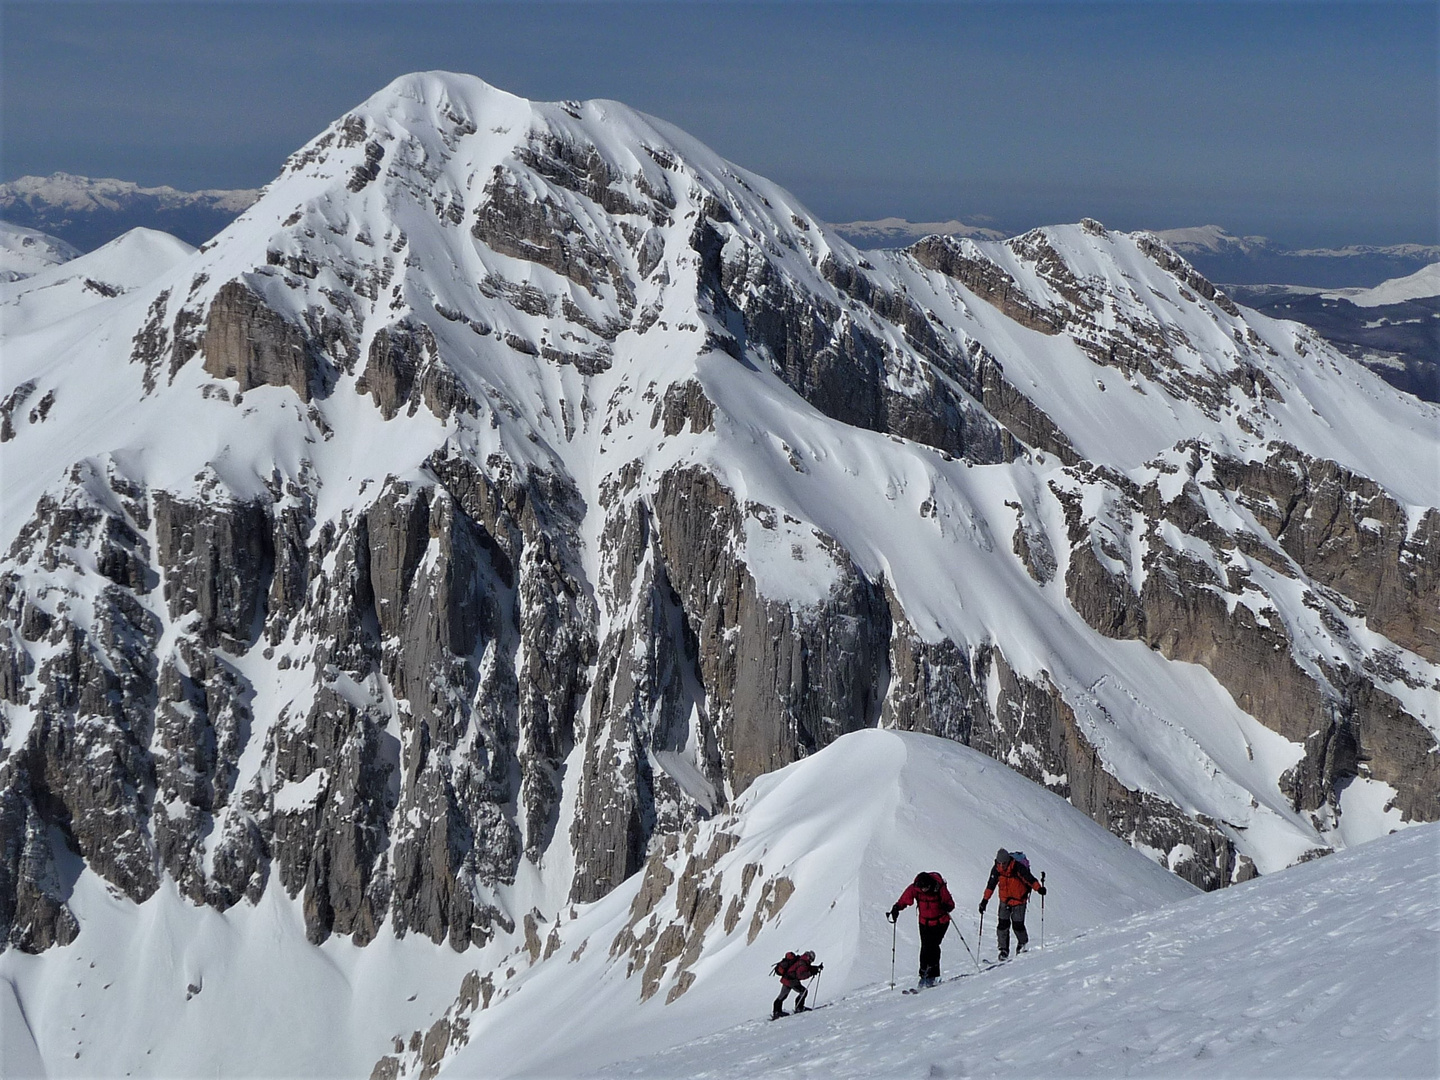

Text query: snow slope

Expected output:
[0,730,1196,1079]
[598,821,1440,1080]
[427,730,1197,1078]
[0,222,79,283]
[0,227,195,337]
[0,863,482,1080]
[1324,262,1440,308]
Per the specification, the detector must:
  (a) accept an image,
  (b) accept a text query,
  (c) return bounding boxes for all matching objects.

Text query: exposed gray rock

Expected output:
[1055,450,1440,834]
[700,222,1014,463]
[201,280,318,399]
[153,491,272,650]
[1214,447,1440,663]
[650,466,889,794]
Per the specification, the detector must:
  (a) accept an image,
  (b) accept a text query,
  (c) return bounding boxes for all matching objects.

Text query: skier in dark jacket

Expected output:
[772,950,822,1018]
[888,871,955,986]
[979,848,1045,961]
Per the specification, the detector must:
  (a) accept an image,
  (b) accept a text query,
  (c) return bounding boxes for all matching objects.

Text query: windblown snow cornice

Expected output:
[1,71,1436,958]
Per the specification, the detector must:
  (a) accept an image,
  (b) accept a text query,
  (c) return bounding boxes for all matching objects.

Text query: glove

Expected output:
[978,900,987,913]
[815,964,824,971]
[1037,885,1047,896]
[887,906,899,922]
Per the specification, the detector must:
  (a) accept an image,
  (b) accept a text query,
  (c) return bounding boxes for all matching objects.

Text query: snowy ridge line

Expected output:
[375,731,1198,1079]
[0,221,80,283]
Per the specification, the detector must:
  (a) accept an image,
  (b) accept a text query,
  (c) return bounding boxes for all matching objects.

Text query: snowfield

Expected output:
[1,730,1201,1079]
[598,819,1440,1080]
[1323,262,1440,308]
[436,731,1198,1079]
[0,222,79,283]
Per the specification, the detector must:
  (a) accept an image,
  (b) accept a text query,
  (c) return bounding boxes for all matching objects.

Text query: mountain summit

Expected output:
[1,70,1436,984]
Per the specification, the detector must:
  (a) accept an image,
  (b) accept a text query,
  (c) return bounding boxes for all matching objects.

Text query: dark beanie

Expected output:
[995,848,1011,863]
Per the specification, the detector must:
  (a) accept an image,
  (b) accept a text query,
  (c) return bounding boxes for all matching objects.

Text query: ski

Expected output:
[769,1004,831,1019]
[901,975,965,993]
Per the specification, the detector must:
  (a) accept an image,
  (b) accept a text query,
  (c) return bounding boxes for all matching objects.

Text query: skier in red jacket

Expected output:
[887,871,955,987]
[772,950,823,1019]
[979,848,1045,961]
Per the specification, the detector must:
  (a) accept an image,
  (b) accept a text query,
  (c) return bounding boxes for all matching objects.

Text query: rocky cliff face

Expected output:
[2,72,1436,956]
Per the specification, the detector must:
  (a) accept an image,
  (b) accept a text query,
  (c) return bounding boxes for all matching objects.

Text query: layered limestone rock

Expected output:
[1212,447,1440,663]
[201,280,319,399]
[650,467,890,794]
[699,220,1015,464]
[570,464,890,903]
[1055,450,1440,834]
[0,446,599,951]
[880,598,1247,889]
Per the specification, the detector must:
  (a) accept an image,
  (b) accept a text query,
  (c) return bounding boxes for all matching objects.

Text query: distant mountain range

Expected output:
[828,216,1006,246]
[836,220,1439,290]
[0,172,259,251]
[1149,225,1439,289]
[1226,266,1440,402]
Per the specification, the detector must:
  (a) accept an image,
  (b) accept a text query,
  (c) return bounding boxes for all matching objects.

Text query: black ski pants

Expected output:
[996,901,1028,958]
[775,978,808,1011]
[918,921,947,979]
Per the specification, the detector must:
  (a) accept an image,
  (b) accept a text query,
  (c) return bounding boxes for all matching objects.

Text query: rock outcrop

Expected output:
[201,280,319,400]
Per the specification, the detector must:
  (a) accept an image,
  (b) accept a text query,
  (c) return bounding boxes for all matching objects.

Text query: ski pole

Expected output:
[1040,872,1046,949]
[811,970,822,1008]
[977,911,984,968]
[944,918,980,971]
[889,914,897,990]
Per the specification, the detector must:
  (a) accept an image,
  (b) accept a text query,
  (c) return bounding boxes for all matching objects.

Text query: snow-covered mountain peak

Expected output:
[1,75,1436,1069]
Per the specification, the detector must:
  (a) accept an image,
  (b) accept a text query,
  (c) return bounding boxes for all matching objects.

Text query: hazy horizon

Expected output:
[2,2,1435,250]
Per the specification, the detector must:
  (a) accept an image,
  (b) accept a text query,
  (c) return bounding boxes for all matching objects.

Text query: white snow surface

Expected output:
[0,222,79,283]
[0,845,484,1080]
[0,227,195,337]
[1323,262,1440,307]
[0,730,1199,1079]
[438,730,1198,1078]
[598,819,1440,1080]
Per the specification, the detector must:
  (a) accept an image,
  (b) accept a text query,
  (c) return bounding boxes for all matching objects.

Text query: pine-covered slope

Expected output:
[0,69,1436,987]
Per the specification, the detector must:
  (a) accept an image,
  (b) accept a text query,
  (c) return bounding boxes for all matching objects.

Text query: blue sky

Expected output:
[2,1,1434,247]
